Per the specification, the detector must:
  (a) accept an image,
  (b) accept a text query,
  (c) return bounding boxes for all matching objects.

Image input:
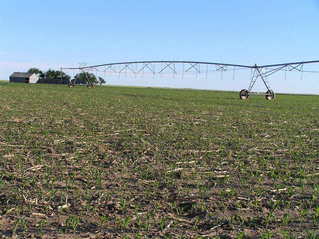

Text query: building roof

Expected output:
[10,72,33,78]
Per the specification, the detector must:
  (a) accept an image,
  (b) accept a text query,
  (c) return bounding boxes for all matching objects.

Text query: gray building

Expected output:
[9,72,40,84]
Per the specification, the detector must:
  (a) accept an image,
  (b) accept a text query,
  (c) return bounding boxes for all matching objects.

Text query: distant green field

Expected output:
[0,82,318,238]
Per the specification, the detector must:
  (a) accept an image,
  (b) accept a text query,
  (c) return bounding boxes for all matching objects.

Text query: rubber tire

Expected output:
[240,89,249,100]
[265,90,275,100]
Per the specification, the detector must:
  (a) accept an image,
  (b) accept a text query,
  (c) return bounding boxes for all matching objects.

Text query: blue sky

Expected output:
[1,0,319,93]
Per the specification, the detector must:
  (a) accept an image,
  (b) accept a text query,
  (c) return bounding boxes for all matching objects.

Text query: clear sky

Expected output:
[1,0,319,93]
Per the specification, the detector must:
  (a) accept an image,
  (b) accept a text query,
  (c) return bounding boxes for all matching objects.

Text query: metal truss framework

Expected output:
[62,60,319,100]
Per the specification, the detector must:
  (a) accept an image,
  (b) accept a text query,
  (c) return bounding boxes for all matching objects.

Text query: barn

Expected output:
[9,72,40,84]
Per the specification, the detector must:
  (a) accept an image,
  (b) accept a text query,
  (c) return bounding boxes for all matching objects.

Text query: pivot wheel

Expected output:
[265,90,275,100]
[239,89,249,100]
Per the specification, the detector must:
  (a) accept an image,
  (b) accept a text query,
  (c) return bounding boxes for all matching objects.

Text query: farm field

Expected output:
[0,82,318,238]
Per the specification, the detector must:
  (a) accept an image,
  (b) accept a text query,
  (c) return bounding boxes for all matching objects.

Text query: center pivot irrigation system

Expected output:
[62,60,319,100]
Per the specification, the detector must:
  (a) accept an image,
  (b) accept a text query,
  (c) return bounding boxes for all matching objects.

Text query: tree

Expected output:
[39,69,71,84]
[74,72,98,86]
[28,68,43,75]
[98,77,106,85]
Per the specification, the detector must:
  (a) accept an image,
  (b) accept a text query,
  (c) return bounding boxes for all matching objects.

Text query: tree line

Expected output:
[27,68,106,85]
